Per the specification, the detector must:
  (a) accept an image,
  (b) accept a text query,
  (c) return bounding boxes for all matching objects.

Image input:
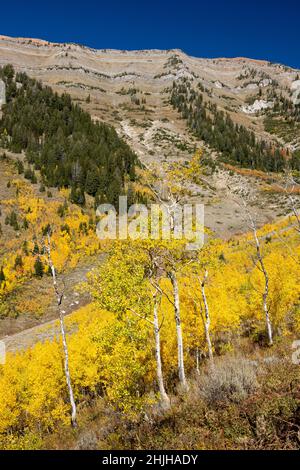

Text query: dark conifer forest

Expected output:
[170,79,300,172]
[0,64,137,205]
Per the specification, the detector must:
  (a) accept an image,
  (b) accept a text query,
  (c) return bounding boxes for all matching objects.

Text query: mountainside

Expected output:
[1,36,300,452]
[0,34,299,150]
[1,35,299,236]
[0,65,137,206]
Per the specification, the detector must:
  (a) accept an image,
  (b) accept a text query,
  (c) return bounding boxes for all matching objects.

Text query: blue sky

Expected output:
[0,0,299,68]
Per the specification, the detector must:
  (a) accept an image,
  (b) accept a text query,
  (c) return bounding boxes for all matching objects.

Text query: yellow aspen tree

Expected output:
[43,229,77,427]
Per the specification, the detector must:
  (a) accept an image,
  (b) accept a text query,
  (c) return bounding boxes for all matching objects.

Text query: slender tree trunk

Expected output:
[168,271,188,391]
[153,292,170,408]
[200,271,214,361]
[253,227,273,346]
[58,308,77,427]
[46,234,77,427]
[287,180,300,233]
[291,201,300,232]
[243,204,273,347]
[196,347,200,375]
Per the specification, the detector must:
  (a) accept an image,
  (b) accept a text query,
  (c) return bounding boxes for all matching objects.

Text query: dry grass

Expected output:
[223,163,278,181]
[198,357,259,405]
[39,340,300,451]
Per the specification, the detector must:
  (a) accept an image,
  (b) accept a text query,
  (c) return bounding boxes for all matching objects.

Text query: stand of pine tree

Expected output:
[0,65,137,206]
[170,79,300,171]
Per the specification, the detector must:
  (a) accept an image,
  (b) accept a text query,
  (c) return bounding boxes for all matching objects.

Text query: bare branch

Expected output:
[128,308,154,326]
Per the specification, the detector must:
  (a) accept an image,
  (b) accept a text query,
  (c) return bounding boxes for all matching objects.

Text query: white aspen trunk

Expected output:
[247,214,273,347]
[200,272,214,361]
[287,183,300,233]
[59,309,77,427]
[168,271,188,391]
[291,201,300,232]
[153,293,170,408]
[47,235,77,427]
[196,347,200,375]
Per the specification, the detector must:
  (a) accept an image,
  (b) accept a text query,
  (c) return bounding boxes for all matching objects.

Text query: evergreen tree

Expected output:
[0,65,137,206]
[33,242,40,255]
[14,255,23,269]
[85,170,100,196]
[34,257,44,278]
[170,80,295,172]
[0,266,5,283]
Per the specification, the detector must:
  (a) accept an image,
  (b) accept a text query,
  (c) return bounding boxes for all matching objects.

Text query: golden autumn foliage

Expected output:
[0,304,153,440]
[0,178,103,307]
[1,214,300,447]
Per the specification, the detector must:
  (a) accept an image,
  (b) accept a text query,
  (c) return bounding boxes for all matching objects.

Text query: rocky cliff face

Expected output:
[0,35,298,149]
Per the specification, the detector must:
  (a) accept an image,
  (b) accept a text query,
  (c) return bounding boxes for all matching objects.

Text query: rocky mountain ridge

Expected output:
[1,35,300,237]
